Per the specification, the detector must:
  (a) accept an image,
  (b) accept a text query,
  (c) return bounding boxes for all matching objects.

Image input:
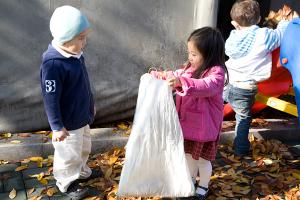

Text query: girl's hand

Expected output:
[167,76,181,88]
[52,127,70,142]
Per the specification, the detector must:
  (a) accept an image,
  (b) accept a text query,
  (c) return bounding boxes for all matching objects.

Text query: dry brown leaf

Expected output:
[215,197,227,200]
[28,196,42,200]
[219,152,228,159]
[27,188,35,196]
[232,185,251,195]
[251,118,268,127]
[29,157,44,168]
[116,123,128,130]
[220,189,234,198]
[227,155,240,163]
[44,176,55,180]
[10,140,21,144]
[21,158,31,164]
[39,178,48,185]
[0,160,9,164]
[108,156,119,166]
[0,133,12,138]
[18,133,31,137]
[292,172,300,180]
[46,187,58,197]
[15,165,28,171]
[32,131,49,134]
[9,188,17,199]
[106,186,118,200]
[83,197,103,200]
[104,167,113,180]
[90,181,107,190]
[263,158,274,165]
[29,157,43,162]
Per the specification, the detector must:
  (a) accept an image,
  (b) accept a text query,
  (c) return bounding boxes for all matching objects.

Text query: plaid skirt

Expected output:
[184,139,218,161]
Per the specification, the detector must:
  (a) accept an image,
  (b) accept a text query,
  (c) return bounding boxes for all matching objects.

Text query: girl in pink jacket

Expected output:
[153,27,227,199]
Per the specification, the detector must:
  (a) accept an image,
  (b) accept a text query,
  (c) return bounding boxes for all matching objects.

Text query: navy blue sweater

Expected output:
[40,44,94,131]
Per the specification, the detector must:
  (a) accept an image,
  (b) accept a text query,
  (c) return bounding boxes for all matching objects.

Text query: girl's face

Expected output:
[187,41,204,70]
[62,29,90,54]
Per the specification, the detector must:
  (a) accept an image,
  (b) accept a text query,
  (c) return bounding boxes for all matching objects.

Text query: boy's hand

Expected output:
[292,11,299,19]
[52,127,70,142]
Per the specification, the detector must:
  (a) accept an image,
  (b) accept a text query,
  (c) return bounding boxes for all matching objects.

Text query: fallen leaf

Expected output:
[18,133,31,138]
[116,122,128,130]
[46,187,58,197]
[32,131,49,135]
[28,196,42,200]
[15,165,28,171]
[105,167,113,180]
[27,188,35,196]
[10,140,21,144]
[39,178,48,185]
[263,158,274,165]
[29,157,43,162]
[108,156,119,165]
[216,197,227,200]
[292,172,300,180]
[21,158,31,164]
[0,133,12,138]
[9,188,16,199]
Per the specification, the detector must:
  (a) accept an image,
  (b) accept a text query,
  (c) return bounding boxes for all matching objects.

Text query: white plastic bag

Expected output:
[118,73,194,197]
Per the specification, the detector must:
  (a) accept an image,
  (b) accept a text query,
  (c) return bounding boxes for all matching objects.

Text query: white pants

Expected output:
[185,154,212,188]
[52,125,92,192]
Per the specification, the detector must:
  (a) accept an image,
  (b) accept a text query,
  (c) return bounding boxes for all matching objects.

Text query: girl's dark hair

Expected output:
[187,27,228,85]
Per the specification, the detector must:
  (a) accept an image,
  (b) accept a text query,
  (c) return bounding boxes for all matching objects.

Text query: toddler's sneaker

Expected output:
[194,186,209,200]
[79,169,103,182]
[64,180,90,200]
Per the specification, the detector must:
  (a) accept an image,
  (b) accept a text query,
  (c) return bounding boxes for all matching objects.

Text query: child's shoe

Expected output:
[79,169,103,182]
[194,186,209,200]
[234,150,251,158]
[64,180,90,200]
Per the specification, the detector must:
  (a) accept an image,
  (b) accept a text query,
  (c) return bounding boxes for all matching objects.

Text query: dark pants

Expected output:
[223,84,257,155]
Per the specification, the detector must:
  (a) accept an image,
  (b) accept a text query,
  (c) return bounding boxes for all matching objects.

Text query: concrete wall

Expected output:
[0,0,218,132]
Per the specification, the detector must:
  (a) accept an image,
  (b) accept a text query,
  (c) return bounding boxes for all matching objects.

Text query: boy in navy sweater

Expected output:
[40,5,97,199]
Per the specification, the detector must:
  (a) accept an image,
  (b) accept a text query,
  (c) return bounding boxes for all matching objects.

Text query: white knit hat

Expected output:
[50,5,90,45]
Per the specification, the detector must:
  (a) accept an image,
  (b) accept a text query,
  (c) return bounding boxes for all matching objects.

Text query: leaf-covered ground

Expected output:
[1,121,300,200]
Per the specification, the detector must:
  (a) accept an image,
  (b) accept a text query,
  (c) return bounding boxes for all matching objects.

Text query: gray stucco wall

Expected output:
[0,0,218,132]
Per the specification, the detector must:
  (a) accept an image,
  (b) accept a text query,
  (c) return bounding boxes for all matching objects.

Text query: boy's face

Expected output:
[62,29,90,54]
[187,41,204,70]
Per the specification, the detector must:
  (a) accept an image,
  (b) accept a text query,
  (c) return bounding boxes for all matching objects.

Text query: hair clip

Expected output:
[148,67,158,74]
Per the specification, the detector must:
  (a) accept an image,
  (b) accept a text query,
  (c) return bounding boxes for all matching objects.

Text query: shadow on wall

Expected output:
[0,0,51,132]
[84,1,189,125]
[0,0,192,132]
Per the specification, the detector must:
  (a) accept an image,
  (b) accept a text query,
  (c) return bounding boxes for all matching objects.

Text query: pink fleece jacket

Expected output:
[174,66,225,142]
[151,65,225,142]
